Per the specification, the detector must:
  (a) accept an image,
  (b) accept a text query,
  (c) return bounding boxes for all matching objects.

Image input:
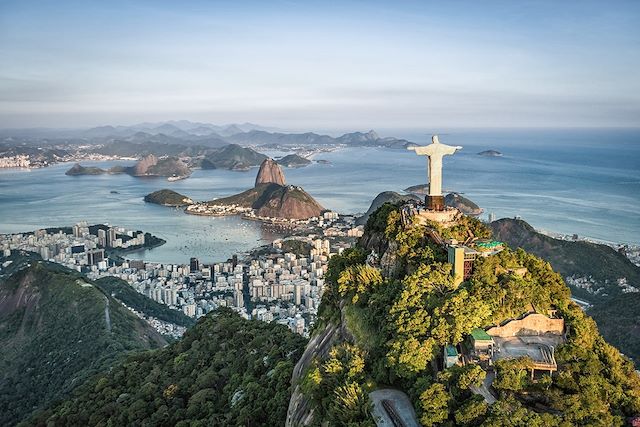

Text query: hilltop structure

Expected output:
[408,135,461,210]
[407,135,463,226]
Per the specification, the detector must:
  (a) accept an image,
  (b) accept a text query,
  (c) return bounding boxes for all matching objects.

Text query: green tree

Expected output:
[418,382,449,427]
[454,395,487,426]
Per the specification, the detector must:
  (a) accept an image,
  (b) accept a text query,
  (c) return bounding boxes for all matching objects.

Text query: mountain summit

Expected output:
[213,157,323,219]
[255,158,286,186]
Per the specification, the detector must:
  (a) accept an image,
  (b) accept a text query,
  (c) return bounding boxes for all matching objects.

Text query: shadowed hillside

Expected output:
[0,252,166,425]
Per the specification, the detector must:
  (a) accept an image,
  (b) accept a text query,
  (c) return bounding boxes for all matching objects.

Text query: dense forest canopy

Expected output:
[26,308,307,427]
[300,203,640,426]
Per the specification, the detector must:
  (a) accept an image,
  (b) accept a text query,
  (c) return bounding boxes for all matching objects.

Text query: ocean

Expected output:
[0,128,638,263]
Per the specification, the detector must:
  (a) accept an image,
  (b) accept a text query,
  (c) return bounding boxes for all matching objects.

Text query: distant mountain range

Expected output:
[0,120,416,150]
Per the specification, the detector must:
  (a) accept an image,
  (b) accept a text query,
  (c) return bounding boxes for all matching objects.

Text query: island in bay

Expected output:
[144,189,194,207]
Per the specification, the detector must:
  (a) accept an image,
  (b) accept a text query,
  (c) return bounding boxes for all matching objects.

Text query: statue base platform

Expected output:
[413,206,462,228]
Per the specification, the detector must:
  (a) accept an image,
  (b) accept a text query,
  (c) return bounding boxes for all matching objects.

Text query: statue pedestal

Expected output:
[426,195,445,211]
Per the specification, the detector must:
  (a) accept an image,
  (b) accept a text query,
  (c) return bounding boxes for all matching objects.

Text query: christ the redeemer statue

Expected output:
[408,135,462,211]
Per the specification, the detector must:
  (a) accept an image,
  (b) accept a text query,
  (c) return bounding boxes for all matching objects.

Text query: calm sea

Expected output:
[0,128,638,263]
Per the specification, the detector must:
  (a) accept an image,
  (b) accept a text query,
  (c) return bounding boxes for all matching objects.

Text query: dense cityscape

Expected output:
[0,214,361,339]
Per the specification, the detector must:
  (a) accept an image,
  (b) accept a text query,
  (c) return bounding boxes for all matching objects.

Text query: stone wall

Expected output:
[486,313,564,338]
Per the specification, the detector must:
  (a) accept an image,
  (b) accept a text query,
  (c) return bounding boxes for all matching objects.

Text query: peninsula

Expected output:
[186,158,324,221]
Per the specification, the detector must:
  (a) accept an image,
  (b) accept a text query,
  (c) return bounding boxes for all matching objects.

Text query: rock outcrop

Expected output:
[131,154,158,176]
[215,183,324,220]
[355,191,420,225]
[255,158,286,186]
[478,149,503,157]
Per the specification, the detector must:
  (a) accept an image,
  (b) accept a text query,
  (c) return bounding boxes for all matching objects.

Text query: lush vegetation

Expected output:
[27,308,307,427]
[94,276,196,328]
[589,292,640,365]
[301,203,640,426]
[0,254,165,426]
[491,218,640,300]
[280,239,313,257]
[491,218,640,365]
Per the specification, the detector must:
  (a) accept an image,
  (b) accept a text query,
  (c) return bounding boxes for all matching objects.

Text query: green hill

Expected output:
[201,144,267,170]
[0,252,166,426]
[277,153,311,167]
[490,218,640,301]
[213,182,324,220]
[144,189,194,206]
[287,203,640,426]
[27,308,306,427]
[65,163,107,176]
[589,292,640,364]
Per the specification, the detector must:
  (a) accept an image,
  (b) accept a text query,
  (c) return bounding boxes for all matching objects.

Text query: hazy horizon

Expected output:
[1,1,639,129]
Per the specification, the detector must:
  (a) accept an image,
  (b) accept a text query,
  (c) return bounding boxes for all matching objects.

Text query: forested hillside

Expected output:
[289,203,640,426]
[0,252,166,426]
[27,308,307,426]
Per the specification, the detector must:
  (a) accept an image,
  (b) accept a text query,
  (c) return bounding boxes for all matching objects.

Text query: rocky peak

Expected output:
[365,129,379,140]
[255,158,286,186]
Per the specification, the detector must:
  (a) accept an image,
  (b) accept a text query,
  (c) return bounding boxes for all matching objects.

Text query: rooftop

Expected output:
[445,345,458,357]
[470,328,493,342]
[475,240,504,250]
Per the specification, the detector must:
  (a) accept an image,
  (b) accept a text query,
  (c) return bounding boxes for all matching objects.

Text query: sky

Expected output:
[0,0,639,131]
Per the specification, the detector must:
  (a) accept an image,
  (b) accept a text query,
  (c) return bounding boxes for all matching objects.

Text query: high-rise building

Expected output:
[87,249,105,265]
[107,228,117,247]
[190,257,200,271]
[234,289,244,308]
[294,284,302,306]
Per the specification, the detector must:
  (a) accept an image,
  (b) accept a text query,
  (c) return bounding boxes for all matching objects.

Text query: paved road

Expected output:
[470,371,497,404]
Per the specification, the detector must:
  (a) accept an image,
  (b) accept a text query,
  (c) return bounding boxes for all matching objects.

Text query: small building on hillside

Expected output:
[475,240,505,255]
[469,328,495,356]
[443,345,460,368]
[448,245,478,286]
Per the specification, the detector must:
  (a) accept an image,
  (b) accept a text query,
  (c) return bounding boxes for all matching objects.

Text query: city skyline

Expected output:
[1,0,639,130]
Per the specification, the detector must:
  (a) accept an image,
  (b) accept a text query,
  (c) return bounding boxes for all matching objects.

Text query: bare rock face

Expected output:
[286,302,353,427]
[132,154,158,176]
[255,158,286,186]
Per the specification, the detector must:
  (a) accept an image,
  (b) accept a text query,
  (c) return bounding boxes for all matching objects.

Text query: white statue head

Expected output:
[432,135,440,144]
